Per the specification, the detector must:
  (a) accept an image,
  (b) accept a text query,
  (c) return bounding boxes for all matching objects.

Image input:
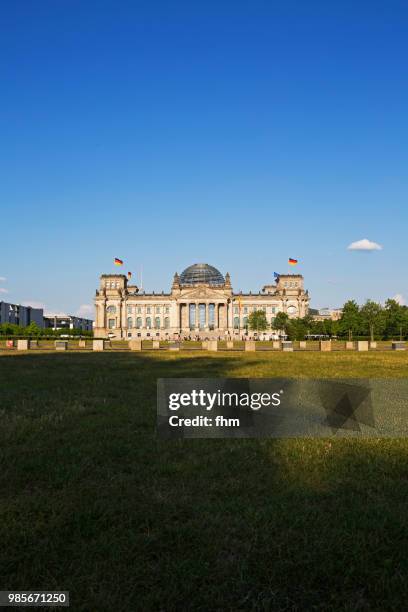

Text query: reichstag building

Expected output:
[94,263,310,339]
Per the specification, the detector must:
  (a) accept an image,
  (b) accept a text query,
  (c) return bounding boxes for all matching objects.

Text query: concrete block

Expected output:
[357,341,369,352]
[202,341,208,349]
[272,341,281,349]
[78,339,86,348]
[370,341,377,349]
[282,341,293,352]
[392,341,406,351]
[245,341,256,351]
[55,340,67,351]
[320,341,332,352]
[17,339,29,351]
[226,341,234,349]
[299,341,307,349]
[152,340,160,349]
[207,340,218,351]
[129,340,142,351]
[93,339,105,351]
[346,341,354,350]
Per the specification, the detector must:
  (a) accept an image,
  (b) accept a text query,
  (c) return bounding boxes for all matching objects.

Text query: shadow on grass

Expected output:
[1,353,408,610]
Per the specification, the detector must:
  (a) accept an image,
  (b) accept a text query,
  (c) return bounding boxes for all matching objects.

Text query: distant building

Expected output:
[44,314,93,332]
[0,301,44,327]
[94,263,310,339]
[311,307,343,322]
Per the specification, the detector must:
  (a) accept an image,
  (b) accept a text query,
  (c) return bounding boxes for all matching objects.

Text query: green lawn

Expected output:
[1,351,408,611]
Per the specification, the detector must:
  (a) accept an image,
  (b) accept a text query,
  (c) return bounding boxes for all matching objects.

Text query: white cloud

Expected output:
[76,304,94,318]
[0,288,9,294]
[393,294,405,305]
[0,276,6,282]
[20,300,46,309]
[347,238,383,251]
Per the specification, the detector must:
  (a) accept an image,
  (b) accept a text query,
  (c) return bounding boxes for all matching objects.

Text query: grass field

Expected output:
[1,351,408,611]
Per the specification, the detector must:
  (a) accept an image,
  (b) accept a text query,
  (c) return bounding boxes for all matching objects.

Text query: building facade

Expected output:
[44,314,94,332]
[94,263,310,339]
[310,307,343,322]
[0,301,44,327]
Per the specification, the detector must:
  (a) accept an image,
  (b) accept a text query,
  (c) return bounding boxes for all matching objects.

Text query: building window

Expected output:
[154,317,160,329]
[136,317,142,328]
[165,306,170,314]
[233,316,239,329]
[127,317,133,328]
[137,306,142,314]
[146,307,151,314]
[164,317,170,329]
[146,317,151,328]
[272,307,276,314]
[243,306,248,314]
[107,305,116,314]
[156,306,161,314]
[127,306,133,314]
[243,316,248,329]
[234,306,239,314]
[108,319,115,329]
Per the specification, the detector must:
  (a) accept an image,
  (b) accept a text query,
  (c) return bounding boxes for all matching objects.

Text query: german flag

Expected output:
[288,258,298,266]
[114,258,123,266]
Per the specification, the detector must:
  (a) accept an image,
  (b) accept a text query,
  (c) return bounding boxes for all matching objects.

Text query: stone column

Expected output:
[122,300,127,338]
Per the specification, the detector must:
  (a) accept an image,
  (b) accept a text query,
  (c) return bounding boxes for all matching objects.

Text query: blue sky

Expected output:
[1,1,407,316]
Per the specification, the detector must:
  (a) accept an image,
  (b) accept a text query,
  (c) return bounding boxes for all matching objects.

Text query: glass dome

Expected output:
[179,263,225,286]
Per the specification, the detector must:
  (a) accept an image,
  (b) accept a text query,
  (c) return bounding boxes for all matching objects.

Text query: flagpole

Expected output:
[140,265,143,291]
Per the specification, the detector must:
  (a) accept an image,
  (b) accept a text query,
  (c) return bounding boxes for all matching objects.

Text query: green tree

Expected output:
[248,310,269,333]
[360,300,384,341]
[287,317,308,341]
[272,312,289,335]
[383,299,406,339]
[338,300,361,340]
[24,322,42,337]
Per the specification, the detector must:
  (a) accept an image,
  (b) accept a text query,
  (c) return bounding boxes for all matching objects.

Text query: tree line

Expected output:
[247,298,408,341]
[0,322,93,337]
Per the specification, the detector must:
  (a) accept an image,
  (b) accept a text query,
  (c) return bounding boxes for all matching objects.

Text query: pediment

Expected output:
[179,286,229,299]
